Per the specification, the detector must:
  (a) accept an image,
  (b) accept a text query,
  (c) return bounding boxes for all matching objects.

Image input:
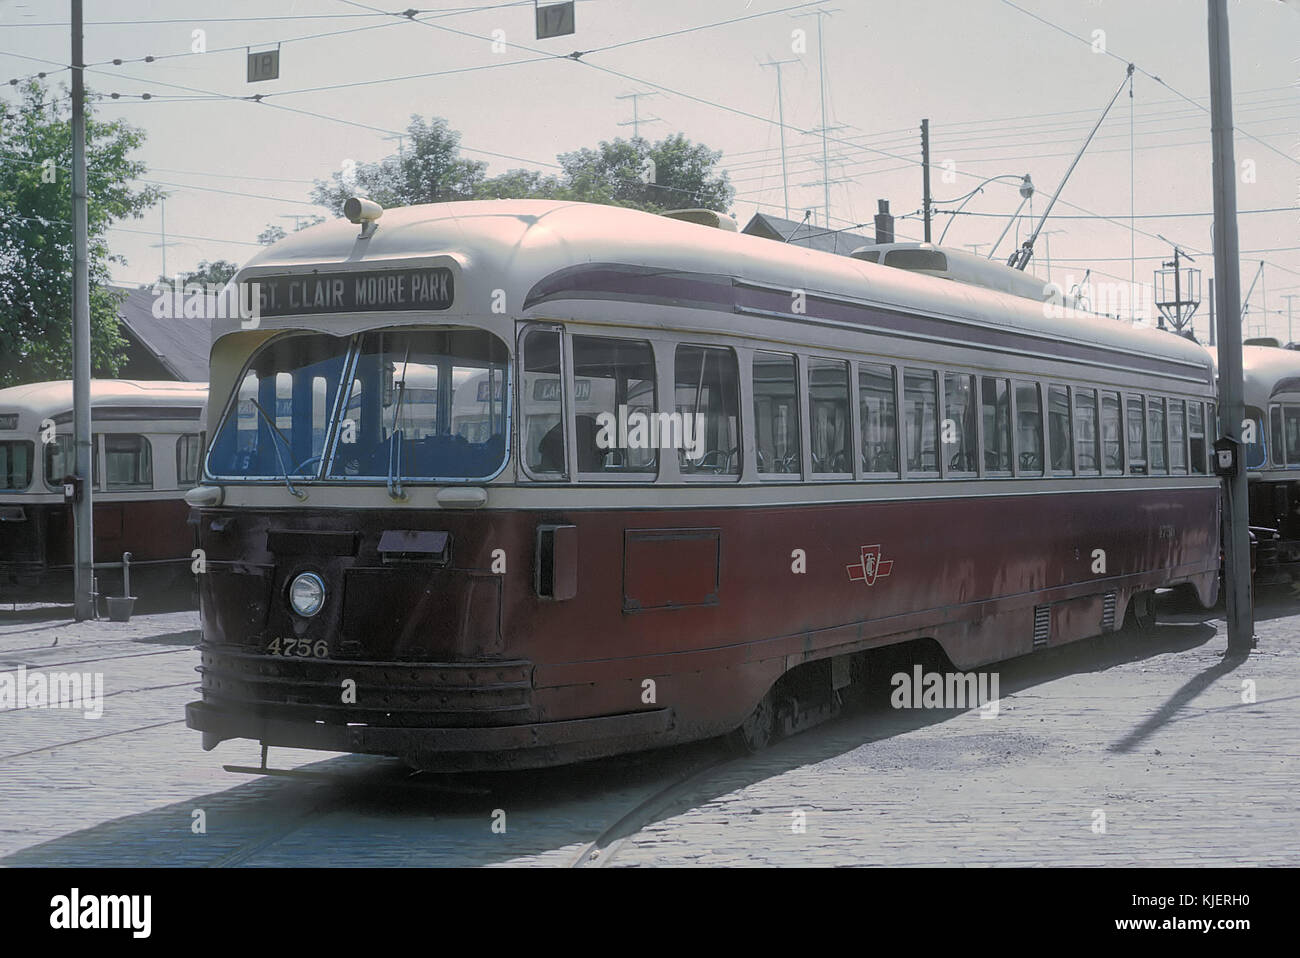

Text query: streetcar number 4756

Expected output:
[266,637,328,658]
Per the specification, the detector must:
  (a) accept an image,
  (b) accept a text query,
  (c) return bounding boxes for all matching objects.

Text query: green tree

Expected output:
[256,215,325,246]
[558,134,734,213]
[474,168,564,201]
[0,81,161,387]
[311,116,488,214]
[154,259,240,288]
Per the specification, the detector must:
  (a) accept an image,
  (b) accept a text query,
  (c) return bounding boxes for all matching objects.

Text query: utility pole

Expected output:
[920,118,932,242]
[1282,293,1298,345]
[1208,0,1254,653]
[761,57,798,219]
[71,0,95,621]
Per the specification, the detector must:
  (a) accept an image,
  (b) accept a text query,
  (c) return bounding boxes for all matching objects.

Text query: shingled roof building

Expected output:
[741,213,877,256]
[113,286,210,382]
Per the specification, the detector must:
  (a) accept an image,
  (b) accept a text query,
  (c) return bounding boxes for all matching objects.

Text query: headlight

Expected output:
[288,572,325,617]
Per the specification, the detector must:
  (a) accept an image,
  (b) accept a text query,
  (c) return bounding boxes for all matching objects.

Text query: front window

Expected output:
[0,440,33,491]
[328,329,508,481]
[207,328,509,484]
[208,334,351,480]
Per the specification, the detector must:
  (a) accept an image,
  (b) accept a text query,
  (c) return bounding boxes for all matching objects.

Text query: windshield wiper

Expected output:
[386,345,412,500]
[248,398,307,500]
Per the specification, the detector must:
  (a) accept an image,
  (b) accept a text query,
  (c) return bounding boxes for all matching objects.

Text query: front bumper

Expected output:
[186,699,676,771]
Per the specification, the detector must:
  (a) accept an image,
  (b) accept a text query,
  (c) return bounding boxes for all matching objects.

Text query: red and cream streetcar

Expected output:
[184,199,1220,769]
[0,379,207,599]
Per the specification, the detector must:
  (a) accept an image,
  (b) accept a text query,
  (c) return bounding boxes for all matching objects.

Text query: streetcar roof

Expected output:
[0,379,208,427]
[1207,344,1300,404]
[225,199,1214,378]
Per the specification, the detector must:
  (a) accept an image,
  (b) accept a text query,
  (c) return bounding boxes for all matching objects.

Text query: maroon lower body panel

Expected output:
[0,499,194,593]
[187,485,1219,769]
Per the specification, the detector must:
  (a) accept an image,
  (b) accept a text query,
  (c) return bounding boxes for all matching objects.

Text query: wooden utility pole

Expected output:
[71,0,95,621]
[1208,0,1254,652]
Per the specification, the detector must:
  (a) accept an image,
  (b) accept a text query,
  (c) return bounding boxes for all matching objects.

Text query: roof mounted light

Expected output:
[344,196,383,239]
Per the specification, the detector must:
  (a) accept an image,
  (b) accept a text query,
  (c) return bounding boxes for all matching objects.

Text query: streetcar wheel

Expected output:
[1128,591,1157,632]
[727,691,776,754]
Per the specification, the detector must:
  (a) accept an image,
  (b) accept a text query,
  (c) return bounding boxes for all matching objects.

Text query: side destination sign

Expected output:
[255,267,454,317]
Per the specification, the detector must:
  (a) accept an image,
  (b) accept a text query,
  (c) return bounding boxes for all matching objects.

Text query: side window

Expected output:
[1147,397,1167,474]
[1048,384,1073,474]
[176,433,202,488]
[1126,394,1147,475]
[105,435,153,489]
[1014,381,1043,475]
[943,372,977,474]
[1243,405,1266,469]
[1074,388,1099,474]
[1271,405,1285,466]
[1286,405,1300,467]
[753,351,801,477]
[676,345,741,479]
[520,328,566,478]
[572,335,656,476]
[809,357,851,475]
[859,363,898,475]
[904,368,939,475]
[981,376,1012,475]
[1168,399,1187,473]
[1101,391,1123,474]
[1189,401,1207,475]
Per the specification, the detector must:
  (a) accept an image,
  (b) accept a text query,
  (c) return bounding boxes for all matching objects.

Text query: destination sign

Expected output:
[255,267,454,317]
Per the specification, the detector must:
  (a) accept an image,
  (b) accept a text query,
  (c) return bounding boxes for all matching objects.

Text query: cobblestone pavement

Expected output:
[1,592,1296,867]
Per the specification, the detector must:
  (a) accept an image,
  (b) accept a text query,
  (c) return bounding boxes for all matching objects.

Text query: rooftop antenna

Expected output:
[760,57,799,219]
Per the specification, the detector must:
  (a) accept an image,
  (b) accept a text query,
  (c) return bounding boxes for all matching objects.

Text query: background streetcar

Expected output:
[0,379,207,603]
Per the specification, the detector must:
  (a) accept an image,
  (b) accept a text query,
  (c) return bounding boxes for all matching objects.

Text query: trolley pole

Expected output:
[71,0,95,621]
[921,118,932,243]
[1208,0,1254,652]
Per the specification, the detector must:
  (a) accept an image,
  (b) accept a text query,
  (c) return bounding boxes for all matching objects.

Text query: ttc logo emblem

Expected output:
[846,544,894,586]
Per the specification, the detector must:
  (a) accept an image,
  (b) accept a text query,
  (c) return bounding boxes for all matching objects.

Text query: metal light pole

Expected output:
[1283,293,1297,345]
[1208,0,1254,652]
[71,0,95,620]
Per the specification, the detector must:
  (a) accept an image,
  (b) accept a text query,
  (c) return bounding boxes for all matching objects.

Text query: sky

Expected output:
[1,0,1297,342]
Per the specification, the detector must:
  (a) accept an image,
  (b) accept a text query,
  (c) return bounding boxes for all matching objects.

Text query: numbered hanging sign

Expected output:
[247,47,280,83]
[535,1,575,40]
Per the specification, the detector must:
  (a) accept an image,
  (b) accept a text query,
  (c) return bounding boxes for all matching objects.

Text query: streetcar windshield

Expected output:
[207,333,351,480]
[327,329,508,481]
[0,440,33,491]
[207,328,509,483]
